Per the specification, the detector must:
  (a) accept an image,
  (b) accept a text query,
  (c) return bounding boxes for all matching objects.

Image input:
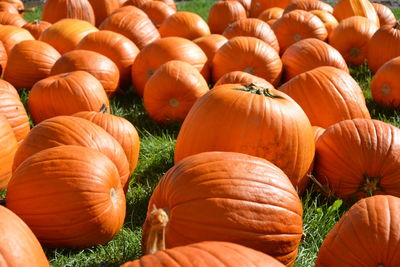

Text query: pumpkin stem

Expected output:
[234,83,284,99]
[145,205,169,254]
[32,19,41,25]
[359,175,383,197]
[99,104,109,114]
[308,174,335,198]
[393,21,400,30]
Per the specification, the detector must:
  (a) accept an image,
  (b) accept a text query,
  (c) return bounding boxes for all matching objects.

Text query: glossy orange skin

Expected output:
[0,25,34,55]
[13,116,130,191]
[0,41,6,75]
[144,152,303,266]
[39,18,98,55]
[314,118,400,201]
[214,70,272,87]
[212,36,282,86]
[223,18,279,54]
[281,38,348,81]
[122,241,285,267]
[258,7,283,22]
[0,114,17,189]
[309,10,338,38]
[3,40,61,89]
[6,145,126,248]
[77,30,139,86]
[72,110,140,177]
[0,206,49,267]
[283,0,333,14]
[155,0,176,10]
[143,60,209,123]
[0,79,18,97]
[372,3,396,27]
[126,0,150,7]
[333,0,379,26]
[0,2,19,14]
[51,50,120,97]
[329,16,378,66]
[193,34,227,66]
[280,66,370,128]
[316,195,400,266]
[0,0,23,11]
[174,84,315,192]
[249,0,294,17]
[140,1,175,28]
[42,0,95,25]
[272,10,327,55]
[22,20,52,40]
[131,37,209,97]
[28,71,109,124]
[207,1,247,34]
[312,126,325,144]
[88,0,119,26]
[111,5,147,16]
[0,11,25,26]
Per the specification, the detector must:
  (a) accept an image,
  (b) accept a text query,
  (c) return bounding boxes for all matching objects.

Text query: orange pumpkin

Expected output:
[372,3,396,27]
[139,1,175,28]
[131,37,209,97]
[0,11,25,26]
[312,126,325,144]
[333,0,379,26]
[214,70,272,87]
[143,60,209,123]
[51,50,120,97]
[42,0,95,25]
[22,20,52,40]
[212,36,282,86]
[3,40,61,89]
[28,71,110,124]
[193,34,228,66]
[155,0,176,10]
[0,0,23,11]
[257,7,283,23]
[207,0,247,34]
[111,5,147,16]
[249,0,294,18]
[0,40,7,75]
[279,66,370,128]
[0,79,18,97]
[88,0,120,26]
[125,0,150,7]
[0,114,17,189]
[309,10,338,38]
[0,25,34,55]
[0,2,19,14]
[283,0,333,14]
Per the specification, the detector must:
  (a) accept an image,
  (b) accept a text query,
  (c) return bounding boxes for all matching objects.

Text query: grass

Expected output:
[0,2,398,266]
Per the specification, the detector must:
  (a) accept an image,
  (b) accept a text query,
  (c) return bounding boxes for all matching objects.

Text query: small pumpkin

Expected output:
[257,7,283,23]
[0,11,26,26]
[139,1,175,28]
[372,3,396,27]
[249,0,294,18]
[333,0,379,26]
[0,114,17,189]
[193,34,228,66]
[309,10,338,38]
[22,20,52,40]
[283,0,333,14]
[0,25,34,55]
[41,0,95,25]
[207,0,247,34]
[88,0,120,26]
[214,70,272,87]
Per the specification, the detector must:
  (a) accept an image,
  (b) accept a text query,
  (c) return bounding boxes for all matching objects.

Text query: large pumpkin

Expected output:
[139,1,175,29]
[41,0,95,25]
[174,83,315,192]
[372,3,396,27]
[333,0,379,26]
[6,145,126,248]
[283,0,333,14]
[0,25,34,55]
[88,0,120,26]
[207,0,247,34]
[0,114,17,189]
[22,20,52,40]
[143,151,303,266]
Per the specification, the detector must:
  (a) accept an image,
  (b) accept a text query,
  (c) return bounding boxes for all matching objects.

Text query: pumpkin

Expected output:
[329,16,378,66]
[258,7,283,23]
[0,79,18,97]
[0,114,17,189]
[140,1,175,28]
[99,11,159,50]
[12,116,130,191]
[272,10,327,54]
[143,60,209,123]
[281,38,348,81]
[370,56,400,108]
[143,151,303,265]
[266,18,277,27]
[125,0,150,7]
[214,70,272,87]
[131,37,209,97]
[0,11,25,26]
[0,206,49,266]
[212,36,282,86]
[279,66,370,128]
[155,0,176,11]
[193,34,228,66]
[314,118,400,201]
[367,23,400,73]
[6,145,126,248]
[333,0,379,26]
[118,0,128,6]
[284,0,333,14]
[0,0,23,11]
[249,0,294,18]
[122,241,285,267]
[309,10,338,38]
[22,20,52,40]
[51,50,120,97]
[174,83,315,192]
[0,25,34,55]
[41,0,95,25]
[111,5,147,16]
[312,126,325,144]
[207,1,247,34]
[316,195,400,266]
[39,18,98,55]
[0,2,19,14]
[88,0,119,26]
[28,71,110,124]
[159,11,211,40]
[3,40,61,90]
[77,30,139,86]
[222,18,279,54]
[0,41,6,75]
[372,3,396,27]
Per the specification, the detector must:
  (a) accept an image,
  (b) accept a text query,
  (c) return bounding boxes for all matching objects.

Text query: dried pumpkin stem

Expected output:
[99,104,109,114]
[359,175,383,197]
[393,21,400,30]
[234,83,284,99]
[145,206,169,254]
[308,174,335,198]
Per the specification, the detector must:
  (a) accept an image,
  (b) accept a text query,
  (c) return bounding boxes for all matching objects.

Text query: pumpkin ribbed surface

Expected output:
[207,0,247,34]
[372,3,396,27]
[214,70,272,87]
[283,0,333,14]
[0,114,17,189]
[333,0,379,26]
[140,1,175,28]
[193,34,227,65]
[88,0,120,26]
[42,0,95,25]
[0,25,34,55]
[0,11,26,27]
[249,0,294,18]
[22,20,52,40]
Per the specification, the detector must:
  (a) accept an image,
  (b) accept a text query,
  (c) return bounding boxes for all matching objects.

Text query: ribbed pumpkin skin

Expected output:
[249,0,294,17]
[329,16,378,66]
[214,70,272,87]
[131,37,209,97]
[258,7,283,23]
[0,79,18,97]
[159,11,211,40]
[222,18,279,54]
[0,206,49,267]
[283,0,333,14]
[312,126,325,144]
[77,30,139,86]
[193,34,227,65]
[111,5,147,16]
[126,0,150,7]
[41,0,95,25]
[143,60,209,123]
[0,0,23,11]
[99,11,160,50]
[314,118,400,200]
[122,241,285,267]
[28,71,109,124]
[0,2,19,14]
[22,20,52,40]
[0,41,7,75]
[6,145,126,248]
[174,84,314,192]
[0,114,17,189]
[309,10,338,38]
[0,11,26,27]
[0,25,34,55]
[51,50,120,97]
[272,10,327,54]
[207,1,247,34]
[72,111,140,176]
[367,24,400,73]
[280,66,370,128]
[316,195,400,266]
[140,1,175,28]
[39,18,98,55]
[12,116,130,191]
[333,0,379,26]
[144,152,303,266]
[3,40,61,90]
[88,0,119,26]
[372,3,396,27]
[212,36,282,86]
[155,0,176,10]
[281,38,348,81]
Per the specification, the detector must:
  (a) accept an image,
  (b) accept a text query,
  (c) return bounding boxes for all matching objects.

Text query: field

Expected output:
[1,1,400,267]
